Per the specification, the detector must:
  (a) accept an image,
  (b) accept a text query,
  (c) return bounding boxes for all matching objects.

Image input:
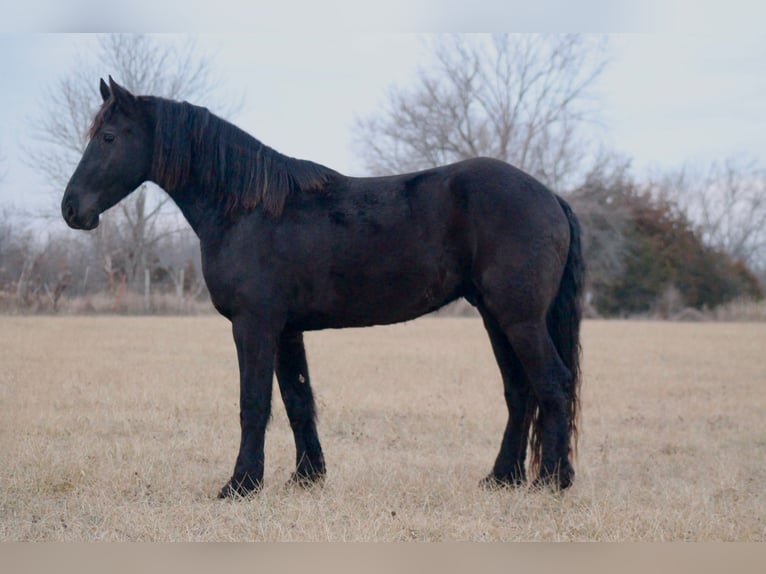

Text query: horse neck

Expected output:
[144,97,226,239]
[161,180,227,241]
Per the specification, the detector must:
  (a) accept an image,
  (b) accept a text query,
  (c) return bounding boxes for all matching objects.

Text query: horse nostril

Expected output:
[62,197,77,223]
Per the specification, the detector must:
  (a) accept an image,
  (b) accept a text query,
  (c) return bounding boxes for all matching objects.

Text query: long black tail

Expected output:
[528,195,585,473]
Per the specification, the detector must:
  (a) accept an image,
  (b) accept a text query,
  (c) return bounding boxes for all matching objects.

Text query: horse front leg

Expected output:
[218,315,279,499]
[276,331,326,486]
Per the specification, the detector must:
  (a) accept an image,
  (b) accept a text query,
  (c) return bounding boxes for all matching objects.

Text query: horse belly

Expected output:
[288,252,465,330]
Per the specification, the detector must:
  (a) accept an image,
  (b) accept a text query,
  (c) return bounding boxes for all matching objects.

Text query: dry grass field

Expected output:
[0,316,764,541]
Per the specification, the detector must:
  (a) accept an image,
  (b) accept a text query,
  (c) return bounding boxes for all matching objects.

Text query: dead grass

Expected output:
[707,298,766,322]
[0,316,764,541]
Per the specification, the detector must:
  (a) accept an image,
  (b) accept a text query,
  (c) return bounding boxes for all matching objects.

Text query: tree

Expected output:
[0,208,17,291]
[567,154,636,306]
[353,34,608,190]
[31,34,224,190]
[29,34,235,289]
[651,157,766,273]
[560,152,764,316]
[591,187,762,316]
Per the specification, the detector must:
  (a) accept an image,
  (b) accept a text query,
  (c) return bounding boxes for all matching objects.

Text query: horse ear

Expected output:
[99,78,110,102]
[108,76,137,112]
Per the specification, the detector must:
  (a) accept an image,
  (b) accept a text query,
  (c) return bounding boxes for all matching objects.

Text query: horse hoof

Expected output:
[286,470,326,489]
[532,464,574,491]
[217,476,262,499]
[479,473,526,490]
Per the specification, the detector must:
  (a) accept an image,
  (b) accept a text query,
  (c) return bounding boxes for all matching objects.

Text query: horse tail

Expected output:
[528,195,585,475]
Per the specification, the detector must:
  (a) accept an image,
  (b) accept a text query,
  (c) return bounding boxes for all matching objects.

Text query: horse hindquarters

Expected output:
[479,298,575,488]
[471,189,583,489]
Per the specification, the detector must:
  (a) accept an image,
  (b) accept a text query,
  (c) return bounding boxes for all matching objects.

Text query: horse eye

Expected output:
[103,132,115,143]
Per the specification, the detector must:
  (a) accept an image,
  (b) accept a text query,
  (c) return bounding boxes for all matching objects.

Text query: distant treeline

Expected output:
[0,166,763,319]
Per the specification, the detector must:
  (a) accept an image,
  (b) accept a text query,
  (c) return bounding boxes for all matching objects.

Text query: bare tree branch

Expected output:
[353,34,609,191]
[651,156,766,271]
[26,34,238,289]
[567,152,636,297]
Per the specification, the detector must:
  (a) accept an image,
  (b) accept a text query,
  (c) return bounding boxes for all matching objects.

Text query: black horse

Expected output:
[62,78,584,497]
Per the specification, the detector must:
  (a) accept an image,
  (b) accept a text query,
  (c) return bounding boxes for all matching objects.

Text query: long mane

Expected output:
[91,96,340,217]
[152,98,341,216]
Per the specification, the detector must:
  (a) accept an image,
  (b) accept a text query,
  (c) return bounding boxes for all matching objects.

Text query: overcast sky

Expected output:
[0,27,764,230]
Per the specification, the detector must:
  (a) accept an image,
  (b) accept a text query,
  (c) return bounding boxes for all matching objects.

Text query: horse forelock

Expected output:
[86,96,116,140]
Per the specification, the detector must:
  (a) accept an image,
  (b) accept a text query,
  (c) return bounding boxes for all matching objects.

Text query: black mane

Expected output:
[151,98,341,216]
[94,96,340,217]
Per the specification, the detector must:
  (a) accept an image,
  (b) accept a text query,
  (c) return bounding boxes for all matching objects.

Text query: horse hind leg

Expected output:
[275,331,326,486]
[478,304,532,488]
[502,319,575,489]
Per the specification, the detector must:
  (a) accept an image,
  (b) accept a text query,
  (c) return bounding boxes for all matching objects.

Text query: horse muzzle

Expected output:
[61,192,100,230]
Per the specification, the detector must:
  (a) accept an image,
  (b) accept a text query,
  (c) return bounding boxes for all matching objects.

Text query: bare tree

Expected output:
[0,207,16,291]
[652,157,766,272]
[29,34,236,289]
[353,34,608,190]
[567,153,636,303]
[31,34,226,190]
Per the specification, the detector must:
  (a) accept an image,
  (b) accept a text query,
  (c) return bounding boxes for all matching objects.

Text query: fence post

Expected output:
[144,268,151,313]
[177,268,185,312]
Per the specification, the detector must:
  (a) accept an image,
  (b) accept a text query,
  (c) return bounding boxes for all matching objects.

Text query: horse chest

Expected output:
[199,245,250,318]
